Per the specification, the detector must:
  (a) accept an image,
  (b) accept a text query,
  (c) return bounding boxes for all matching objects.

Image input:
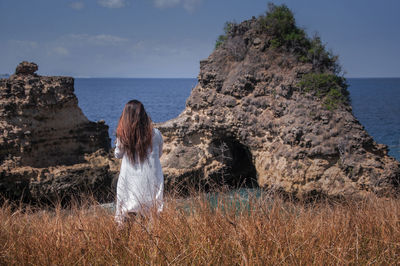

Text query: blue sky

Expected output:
[1,0,399,78]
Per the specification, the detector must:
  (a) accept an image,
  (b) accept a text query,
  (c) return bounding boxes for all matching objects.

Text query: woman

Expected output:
[114,100,164,224]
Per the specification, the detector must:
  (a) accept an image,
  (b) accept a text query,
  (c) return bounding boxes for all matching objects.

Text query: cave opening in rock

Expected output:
[209,138,257,188]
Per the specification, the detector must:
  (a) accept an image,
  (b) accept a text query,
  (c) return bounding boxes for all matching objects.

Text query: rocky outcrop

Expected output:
[15,61,39,76]
[158,18,400,198]
[0,62,118,204]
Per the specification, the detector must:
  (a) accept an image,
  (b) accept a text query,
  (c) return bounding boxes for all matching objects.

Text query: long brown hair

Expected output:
[116,100,153,163]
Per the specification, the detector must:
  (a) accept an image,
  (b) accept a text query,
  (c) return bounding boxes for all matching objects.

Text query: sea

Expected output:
[74,78,400,162]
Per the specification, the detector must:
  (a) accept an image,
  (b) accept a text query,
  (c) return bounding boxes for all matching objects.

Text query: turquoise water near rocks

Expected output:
[101,188,268,215]
[74,77,400,161]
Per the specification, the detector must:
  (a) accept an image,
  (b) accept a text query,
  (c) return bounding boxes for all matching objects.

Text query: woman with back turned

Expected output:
[114,100,164,224]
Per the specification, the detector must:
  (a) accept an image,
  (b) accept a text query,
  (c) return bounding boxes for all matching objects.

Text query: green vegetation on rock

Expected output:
[259,3,306,50]
[215,21,236,49]
[213,3,348,110]
[298,73,349,110]
[258,3,339,73]
[214,3,340,74]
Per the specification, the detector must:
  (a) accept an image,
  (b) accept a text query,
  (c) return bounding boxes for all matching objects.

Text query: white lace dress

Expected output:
[114,128,164,223]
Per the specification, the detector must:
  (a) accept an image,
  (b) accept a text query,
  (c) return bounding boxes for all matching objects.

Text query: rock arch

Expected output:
[208,137,257,188]
[158,17,400,198]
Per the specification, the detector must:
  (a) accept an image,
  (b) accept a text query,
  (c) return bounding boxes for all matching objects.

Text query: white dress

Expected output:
[114,128,164,223]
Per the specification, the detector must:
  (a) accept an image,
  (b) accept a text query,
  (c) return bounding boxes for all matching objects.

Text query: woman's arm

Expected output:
[114,138,125,159]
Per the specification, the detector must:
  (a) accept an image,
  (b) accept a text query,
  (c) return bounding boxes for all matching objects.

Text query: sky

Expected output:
[1,0,399,78]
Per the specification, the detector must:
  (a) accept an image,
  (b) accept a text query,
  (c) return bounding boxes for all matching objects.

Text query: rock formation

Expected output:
[158,13,400,197]
[0,62,118,204]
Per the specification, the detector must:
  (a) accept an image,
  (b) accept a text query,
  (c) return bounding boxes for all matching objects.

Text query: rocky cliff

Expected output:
[0,62,118,204]
[158,12,400,197]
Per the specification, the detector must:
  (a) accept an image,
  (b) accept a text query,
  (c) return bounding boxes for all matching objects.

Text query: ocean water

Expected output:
[347,78,400,161]
[74,78,196,145]
[74,78,400,161]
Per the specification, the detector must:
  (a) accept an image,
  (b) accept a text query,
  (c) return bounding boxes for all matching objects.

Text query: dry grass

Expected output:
[1,191,400,265]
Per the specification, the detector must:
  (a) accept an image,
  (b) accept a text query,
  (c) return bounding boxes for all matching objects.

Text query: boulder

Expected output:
[15,61,38,76]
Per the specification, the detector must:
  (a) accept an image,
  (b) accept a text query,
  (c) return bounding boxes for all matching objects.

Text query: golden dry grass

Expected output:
[1,191,400,265]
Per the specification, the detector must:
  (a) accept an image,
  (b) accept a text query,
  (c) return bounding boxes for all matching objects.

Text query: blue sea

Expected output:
[74,78,400,161]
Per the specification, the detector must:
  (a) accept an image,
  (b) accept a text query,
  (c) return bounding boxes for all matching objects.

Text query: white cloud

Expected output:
[51,47,70,56]
[9,40,38,50]
[128,38,210,60]
[98,0,126,8]
[182,0,202,12]
[153,0,180,8]
[67,34,128,46]
[152,0,202,11]
[95,0,202,11]
[1,34,210,77]
[69,2,84,10]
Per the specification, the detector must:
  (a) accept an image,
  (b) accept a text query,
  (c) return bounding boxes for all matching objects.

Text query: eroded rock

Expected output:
[15,61,38,76]
[158,18,400,198]
[0,63,119,204]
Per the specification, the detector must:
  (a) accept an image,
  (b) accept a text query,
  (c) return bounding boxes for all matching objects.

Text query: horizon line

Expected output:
[2,74,400,79]
[74,76,400,79]
[73,76,198,79]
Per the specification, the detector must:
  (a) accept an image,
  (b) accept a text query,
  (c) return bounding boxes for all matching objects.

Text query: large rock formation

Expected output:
[158,16,400,197]
[0,62,118,204]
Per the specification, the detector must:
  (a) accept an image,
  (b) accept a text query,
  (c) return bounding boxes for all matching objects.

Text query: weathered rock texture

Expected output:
[158,19,400,197]
[0,62,118,203]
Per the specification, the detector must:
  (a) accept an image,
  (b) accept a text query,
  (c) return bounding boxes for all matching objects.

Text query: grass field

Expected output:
[1,190,400,265]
